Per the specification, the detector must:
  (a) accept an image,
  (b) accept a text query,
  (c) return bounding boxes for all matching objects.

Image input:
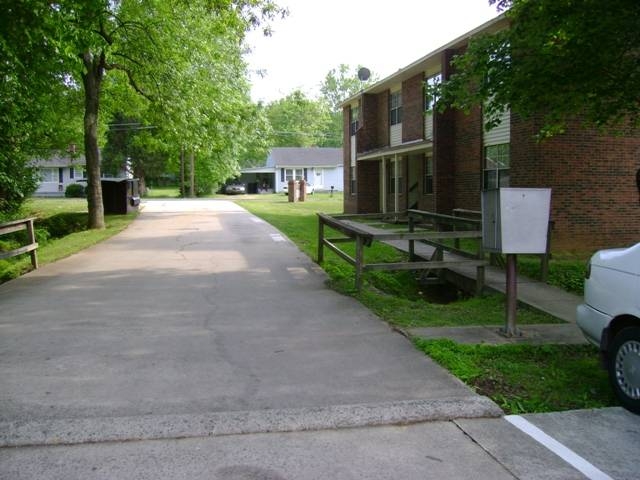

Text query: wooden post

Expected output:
[540,220,553,282]
[355,234,364,292]
[317,216,324,263]
[408,215,415,261]
[26,219,38,269]
[502,254,520,337]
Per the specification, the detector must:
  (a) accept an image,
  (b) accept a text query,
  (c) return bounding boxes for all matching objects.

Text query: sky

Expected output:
[244,0,502,104]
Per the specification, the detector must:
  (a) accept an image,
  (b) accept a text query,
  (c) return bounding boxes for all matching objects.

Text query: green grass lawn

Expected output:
[0,197,137,283]
[235,193,617,413]
[414,338,616,414]
[144,186,181,198]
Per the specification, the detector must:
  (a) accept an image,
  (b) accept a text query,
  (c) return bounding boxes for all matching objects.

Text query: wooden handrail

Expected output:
[0,217,39,268]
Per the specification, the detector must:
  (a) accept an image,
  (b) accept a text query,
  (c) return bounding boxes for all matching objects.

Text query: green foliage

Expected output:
[432,0,640,137]
[413,338,618,413]
[518,256,587,295]
[266,90,335,147]
[64,183,86,198]
[0,155,40,213]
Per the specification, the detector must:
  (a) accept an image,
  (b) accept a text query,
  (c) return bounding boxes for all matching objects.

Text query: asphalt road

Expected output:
[0,199,637,479]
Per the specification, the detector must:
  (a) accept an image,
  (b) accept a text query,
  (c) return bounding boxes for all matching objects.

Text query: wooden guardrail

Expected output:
[0,218,39,269]
[317,212,486,293]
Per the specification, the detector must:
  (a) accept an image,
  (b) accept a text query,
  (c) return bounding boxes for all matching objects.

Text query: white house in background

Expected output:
[239,147,343,194]
[31,154,87,196]
[31,152,132,196]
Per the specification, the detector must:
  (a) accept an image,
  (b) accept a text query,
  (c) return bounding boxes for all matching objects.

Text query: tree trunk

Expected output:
[180,145,185,197]
[81,52,105,229]
[189,150,195,198]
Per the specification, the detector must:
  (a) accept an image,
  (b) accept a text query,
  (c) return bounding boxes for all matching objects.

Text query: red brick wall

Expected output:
[377,91,390,148]
[357,160,380,213]
[402,74,424,143]
[359,94,379,153]
[511,116,640,251]
[452,106,483,211]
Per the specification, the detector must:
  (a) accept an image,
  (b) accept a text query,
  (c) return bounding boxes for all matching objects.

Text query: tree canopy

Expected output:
[432,0,640,137]
[1,0,285,221]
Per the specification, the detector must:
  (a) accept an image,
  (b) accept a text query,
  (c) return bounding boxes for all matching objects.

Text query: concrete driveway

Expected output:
[0,200,496,441]
[3,199,639,479]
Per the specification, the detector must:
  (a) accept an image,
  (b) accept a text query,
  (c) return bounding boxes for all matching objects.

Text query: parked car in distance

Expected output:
[282,182,314,195]
[224,183,246,195]
[576,242,640,413]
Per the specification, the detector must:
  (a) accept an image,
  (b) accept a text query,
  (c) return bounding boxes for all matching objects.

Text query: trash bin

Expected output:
[287,180,299,202]
[101,178,140,214]
[299,179,307,202]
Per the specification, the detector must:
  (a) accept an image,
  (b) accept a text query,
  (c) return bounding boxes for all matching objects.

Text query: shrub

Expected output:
[65,183,86,198]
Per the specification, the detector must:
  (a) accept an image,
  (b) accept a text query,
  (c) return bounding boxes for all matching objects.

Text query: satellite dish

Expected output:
[357,67,371,82]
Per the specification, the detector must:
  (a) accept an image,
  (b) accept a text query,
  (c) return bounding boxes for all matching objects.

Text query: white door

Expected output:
[314,169,324,189]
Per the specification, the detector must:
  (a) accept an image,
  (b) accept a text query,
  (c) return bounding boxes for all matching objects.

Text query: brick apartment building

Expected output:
[342,15,640,251]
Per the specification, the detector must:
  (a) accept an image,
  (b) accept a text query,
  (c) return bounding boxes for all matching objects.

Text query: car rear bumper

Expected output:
[576,303,612,346]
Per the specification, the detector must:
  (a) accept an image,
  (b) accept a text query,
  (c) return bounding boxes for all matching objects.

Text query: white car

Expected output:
[576,242,640,413]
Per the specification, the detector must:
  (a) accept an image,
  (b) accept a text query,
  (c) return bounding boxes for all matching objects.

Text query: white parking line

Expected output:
[505,415,613,480]
[251,217,264,223]
[270,233,286,242]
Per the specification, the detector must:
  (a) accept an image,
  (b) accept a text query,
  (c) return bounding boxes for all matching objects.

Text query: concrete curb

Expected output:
[0,396,502,448]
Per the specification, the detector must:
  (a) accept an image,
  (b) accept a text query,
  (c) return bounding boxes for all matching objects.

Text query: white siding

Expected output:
[390,123,402,146]
[484,109,511,146]
[424,113,434,141]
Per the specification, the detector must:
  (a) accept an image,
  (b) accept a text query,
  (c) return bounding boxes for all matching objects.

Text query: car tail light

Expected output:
[585,261,591,279]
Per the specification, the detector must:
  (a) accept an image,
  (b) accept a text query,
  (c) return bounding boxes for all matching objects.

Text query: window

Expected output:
[424,73,442,111]
[389,91,402,126]
[39,168,57,183]
[424,155,433,194]
[483,143,510,190]
[350,166,356,194]
[350,105,360,136]
[387,160,403,194]
[71,167,85,179]
[285,168,305,182]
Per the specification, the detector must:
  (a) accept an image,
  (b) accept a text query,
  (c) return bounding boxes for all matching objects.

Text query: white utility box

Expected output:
[482,188,552,254]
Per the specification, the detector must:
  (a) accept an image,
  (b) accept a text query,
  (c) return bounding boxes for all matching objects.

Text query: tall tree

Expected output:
[265,90,333,147]
[2,1,284,226]
[431,0,640,137]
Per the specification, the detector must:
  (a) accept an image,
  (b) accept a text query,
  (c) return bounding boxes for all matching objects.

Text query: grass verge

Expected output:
[1,198,137,283]
[413,338,617,413]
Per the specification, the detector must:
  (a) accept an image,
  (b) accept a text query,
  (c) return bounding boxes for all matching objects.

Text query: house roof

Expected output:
[30,154,86,168]
[341,13,508,106]
[265,148,342,168]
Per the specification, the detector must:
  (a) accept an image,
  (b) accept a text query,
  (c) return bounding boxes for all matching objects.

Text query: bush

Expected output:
[64,183,86,198]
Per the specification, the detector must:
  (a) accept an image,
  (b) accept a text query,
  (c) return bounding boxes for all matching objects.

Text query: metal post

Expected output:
[317,216,324,263]
[503,253,520,337]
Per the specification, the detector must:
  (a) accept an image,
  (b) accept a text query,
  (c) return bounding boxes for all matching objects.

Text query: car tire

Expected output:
[608,326,640,414]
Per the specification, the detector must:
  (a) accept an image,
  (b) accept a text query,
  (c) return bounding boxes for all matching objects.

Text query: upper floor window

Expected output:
[483,143,510,190]
[424,73,442,111]
[350,105,360,136]
[389,91,402,126]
